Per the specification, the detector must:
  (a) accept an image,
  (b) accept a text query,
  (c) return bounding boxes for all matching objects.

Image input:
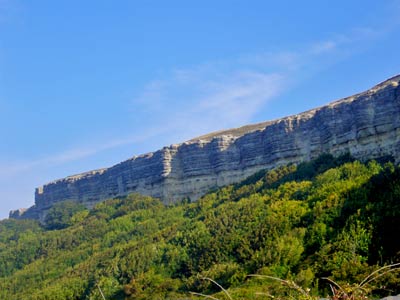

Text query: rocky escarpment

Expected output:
[12,75,400,220]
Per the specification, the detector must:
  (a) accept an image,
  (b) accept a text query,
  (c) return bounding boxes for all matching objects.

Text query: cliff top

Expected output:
[39,74,400,187]
[39,168,108,188]
[188,74,400,143]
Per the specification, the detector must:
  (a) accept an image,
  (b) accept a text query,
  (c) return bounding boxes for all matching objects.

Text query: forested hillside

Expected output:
[1,154,399,299]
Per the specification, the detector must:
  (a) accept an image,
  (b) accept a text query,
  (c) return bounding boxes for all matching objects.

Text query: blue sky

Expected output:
[1,0,400,219]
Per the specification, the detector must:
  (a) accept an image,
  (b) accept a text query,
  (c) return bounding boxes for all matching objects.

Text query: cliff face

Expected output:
[14,75,400,220]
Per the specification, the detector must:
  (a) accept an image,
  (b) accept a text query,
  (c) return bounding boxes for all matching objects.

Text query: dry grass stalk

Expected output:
[323,262,400,300]
[247,274,316,300]
[190,276,233,300]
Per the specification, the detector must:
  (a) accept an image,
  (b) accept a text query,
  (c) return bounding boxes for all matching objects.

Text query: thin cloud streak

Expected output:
[2,22,397,178]
[133,68,286,142]
[0,126,170,178]
[130,27,385,142]
[192,72,284,127]
[0,70,285,178]
[308,26,386,56]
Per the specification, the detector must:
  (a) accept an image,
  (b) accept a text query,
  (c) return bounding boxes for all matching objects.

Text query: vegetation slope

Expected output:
[0,154,399,299]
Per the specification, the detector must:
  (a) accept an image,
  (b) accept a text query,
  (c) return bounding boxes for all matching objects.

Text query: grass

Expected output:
[190,264,400,300]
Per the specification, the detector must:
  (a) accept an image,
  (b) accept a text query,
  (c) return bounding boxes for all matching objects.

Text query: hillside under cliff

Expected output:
[10,74,400,220]
[2,155,400,299]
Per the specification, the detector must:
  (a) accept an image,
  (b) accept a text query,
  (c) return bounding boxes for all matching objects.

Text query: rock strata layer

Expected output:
[12,75,400,220]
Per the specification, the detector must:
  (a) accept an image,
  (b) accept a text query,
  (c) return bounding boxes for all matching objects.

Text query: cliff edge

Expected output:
[12,75,400,220]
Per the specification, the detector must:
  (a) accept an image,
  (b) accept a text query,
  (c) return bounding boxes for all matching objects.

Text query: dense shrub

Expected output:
[1,154,399,299]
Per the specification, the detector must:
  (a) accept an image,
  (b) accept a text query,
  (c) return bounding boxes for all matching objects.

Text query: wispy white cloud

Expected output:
[138,67,284,131]
[308,26,384,57]
[131,26,388,141]
[2,20,397,179]
[0,126,170,178]
[0,67,286,178]
[310,40,338,55]
[133,65,286,142]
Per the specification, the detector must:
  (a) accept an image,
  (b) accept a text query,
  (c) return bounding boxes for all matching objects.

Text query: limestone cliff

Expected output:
[12,75,400,220]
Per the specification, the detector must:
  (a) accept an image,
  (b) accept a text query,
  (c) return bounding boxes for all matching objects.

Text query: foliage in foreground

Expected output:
[0,154,399,299]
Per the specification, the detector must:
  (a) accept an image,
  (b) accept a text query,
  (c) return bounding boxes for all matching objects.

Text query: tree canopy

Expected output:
[0,154,399,299]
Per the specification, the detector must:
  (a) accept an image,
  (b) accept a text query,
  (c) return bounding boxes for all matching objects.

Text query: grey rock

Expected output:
[11,75,400,220]
[8,208,27,219]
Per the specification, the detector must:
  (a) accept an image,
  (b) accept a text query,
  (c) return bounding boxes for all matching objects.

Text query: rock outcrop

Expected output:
[11,75,400,220]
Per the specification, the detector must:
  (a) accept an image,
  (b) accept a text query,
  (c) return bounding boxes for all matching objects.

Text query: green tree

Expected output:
[44,200,87,230]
